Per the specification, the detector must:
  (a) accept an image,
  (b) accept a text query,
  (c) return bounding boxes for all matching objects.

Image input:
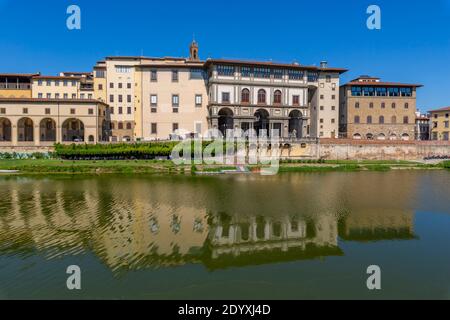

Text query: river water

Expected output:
[0,171,449,299]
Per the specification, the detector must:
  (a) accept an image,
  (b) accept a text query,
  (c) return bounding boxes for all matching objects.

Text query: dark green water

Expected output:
[0,171,449,300]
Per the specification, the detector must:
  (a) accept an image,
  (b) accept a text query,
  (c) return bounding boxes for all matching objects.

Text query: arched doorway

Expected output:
[0,118,12,142]
[288,110,302,139]
[218,108,234,137]
[62,118,85,142]
[254,109,270,137]
[18,118,34,142]
[40,118,57,142]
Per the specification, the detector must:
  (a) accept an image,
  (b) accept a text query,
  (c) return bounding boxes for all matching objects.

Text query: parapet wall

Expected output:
[287,139,450,161]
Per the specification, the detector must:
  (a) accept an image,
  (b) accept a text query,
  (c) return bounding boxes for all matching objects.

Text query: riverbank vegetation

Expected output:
[0,143,448,174]
[54,143,179,160]
[0,159,447,175]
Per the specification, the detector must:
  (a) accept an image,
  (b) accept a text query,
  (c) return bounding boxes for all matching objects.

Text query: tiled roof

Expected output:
[429,106,450,113]
[343,81,423,88]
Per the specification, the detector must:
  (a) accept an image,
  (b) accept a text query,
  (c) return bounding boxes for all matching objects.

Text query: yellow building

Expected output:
[429,106,450,141]
[0,73,37,98]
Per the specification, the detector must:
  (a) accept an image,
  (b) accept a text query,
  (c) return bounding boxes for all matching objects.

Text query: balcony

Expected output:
[0,83,31,90]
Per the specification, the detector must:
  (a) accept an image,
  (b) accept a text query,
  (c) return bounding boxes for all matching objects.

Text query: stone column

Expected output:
[34,125,40,147]
[264,220,271,241]
[11,124,18,147]
[283,120,289,139]
[56,125,62,144]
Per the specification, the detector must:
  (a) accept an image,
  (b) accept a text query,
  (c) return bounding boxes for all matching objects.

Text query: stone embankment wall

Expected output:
[0,146,55,154]
[0,141,449,161]
[286,139,450,161]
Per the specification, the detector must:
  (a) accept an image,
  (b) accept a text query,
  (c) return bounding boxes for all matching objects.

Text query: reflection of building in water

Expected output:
[91,203,209,271]
[0,178,419,274]
[204,212,342,269]
[0,179,342,272]
[338,209,416,242]
[0,181,102,256]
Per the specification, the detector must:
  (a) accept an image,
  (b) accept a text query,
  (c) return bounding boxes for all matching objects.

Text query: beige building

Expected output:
[1,42,350,144]
[205,59,346,140]
[32,75,81,100]
[94,42,208,142]
[60,72,95,100]
[0,98,109,146]
[93,42,346,142]
[310,62,343,139]
[429,106,450,141]
[339,76,422,141]
[137,54,208,140]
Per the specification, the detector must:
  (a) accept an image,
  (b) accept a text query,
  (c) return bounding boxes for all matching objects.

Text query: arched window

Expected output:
[405,103,409,109]
[403,116,409,124]
[369,102,374,109]
[355,102,360,109]
[379,116,385,124]
[126,123,132,130]
[118,122,124,130]
[354,116,360,124]
[392,102,396,109]
[367,116,373,124]
[381,102,386,109]
[353,133,362,140]
[391,116,397,124]
[241,89,250,104]
[257,89,266,104]
[273,90,282,104]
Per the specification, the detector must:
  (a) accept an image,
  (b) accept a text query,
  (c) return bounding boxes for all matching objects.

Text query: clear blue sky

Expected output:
[0,0,449,112]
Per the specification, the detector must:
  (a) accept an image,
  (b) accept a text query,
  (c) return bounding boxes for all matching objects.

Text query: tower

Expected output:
[189,40,199,61]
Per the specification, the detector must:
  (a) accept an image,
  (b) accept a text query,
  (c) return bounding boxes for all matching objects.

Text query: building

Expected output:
[0,73,37,98]
[339,76,422,141]
[205,59,346,140]
[60,72,95,100]
[1,42,351,144]
[429,106,450,141]
[0,98,109,146]
[32,75,81,100]
[91,42,346,142]
[415,112,430,141]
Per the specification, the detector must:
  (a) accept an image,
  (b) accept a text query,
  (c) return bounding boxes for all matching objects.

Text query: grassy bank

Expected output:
[0,159,182,175]
[0,159,446,175]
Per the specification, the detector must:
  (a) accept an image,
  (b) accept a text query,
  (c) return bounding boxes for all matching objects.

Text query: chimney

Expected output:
[320,61,328,68]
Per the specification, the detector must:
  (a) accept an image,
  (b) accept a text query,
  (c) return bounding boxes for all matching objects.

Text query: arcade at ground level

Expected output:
[0,98,109,146]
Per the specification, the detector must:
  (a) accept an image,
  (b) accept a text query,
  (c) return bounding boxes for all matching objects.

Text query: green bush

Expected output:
[54,141,223,160]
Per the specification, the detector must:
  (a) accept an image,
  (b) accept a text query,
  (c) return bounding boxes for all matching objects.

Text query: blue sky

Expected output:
[0,0,449,112]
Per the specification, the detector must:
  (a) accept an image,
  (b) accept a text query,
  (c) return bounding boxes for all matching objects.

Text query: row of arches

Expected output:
[241,89,283,105]
[0,118,88,142]
[353,133,411,141]
[218,108,303,138]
